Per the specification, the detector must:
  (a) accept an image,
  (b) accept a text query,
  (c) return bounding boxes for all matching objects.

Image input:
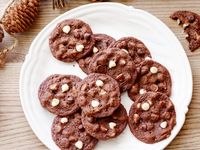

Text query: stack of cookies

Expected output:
[38,19,176,149]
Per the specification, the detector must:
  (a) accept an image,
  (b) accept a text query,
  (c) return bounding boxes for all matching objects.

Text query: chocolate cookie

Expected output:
[109,37,152,67]
[128,60,172,101]
[170,11,200,51]
[49,19,95,62]
[38,74,81,116]
[82,104,128,140]
[78,73,121,118]
[51,113,98,150]
[78,34,116,74]
[88,48,137,92]
[128,92,176,144]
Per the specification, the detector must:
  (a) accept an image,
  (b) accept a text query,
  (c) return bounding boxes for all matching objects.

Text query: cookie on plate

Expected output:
[170,11,200,51]
[78,73,121,118]
[128,92,176,144]
[109,37,152,67]
[88,48,137,92]
[82,104,128,140]
[78,34,116,74]
[51,113,98,150]
[49,19,95,62]
[128,60,172,101]
[38,74,81,116]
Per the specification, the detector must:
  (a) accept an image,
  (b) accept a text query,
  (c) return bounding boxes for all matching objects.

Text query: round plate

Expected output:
[20,2,193,150]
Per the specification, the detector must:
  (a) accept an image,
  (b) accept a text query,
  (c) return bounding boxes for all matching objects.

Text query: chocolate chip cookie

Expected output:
[51,113,98,150]
[78,34,116,74]
[109,37,152,67]
[170,11,200,51]
[49,19,95,62]
[38,74,81,116]
[128,60,172,101]
[128,92,176,144]
[88,48,137,92]
[82,104,128,140]
[78,73,121,118]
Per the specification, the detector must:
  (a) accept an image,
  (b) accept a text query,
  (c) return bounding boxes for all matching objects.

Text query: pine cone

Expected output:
[1,0,40,34]
[0,26,4,43]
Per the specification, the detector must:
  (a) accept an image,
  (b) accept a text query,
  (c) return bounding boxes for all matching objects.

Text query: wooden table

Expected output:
[0,0,200,149]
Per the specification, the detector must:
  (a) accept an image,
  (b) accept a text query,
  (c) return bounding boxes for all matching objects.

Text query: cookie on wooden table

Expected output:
[170,11,200,51]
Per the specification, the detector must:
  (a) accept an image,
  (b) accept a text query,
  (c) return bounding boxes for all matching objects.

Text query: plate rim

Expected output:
[19,2,193,150]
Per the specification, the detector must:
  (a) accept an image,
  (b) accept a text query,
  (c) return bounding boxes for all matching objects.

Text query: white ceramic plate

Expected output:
[20,2,193,150]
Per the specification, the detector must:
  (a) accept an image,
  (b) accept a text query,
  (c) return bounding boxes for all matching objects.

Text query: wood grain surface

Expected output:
[0,0,200,149]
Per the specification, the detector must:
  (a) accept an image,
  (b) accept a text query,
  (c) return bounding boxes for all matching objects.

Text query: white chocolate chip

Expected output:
[99,89,106,95]
[139,89,146,95]
[75,140,83,149]
[60,117,68,124]
[61,84,69,92]
[119,59,126,65]
[93,47,99,53]
[150,66,158,74]
[141,102,150,111]
[51,98,60,107]
[109,60,116,69]
[183,23,189,29]
[91,100,100,108]
[62,25,71,34]
[96,80,104,87]
[76,44,84,52]
[145,57,151,60]
[49,84,57,90]
[160,121,168,129]
[122,49,129,54]
[185,34,189,38]
[109,122,117,129]
[137,103,141,108]
[177,19,181,25]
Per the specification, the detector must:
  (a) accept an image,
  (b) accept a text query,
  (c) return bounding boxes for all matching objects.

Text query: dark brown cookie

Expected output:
[78,73,121,118]
[38,74,81,116]
[170,11,200,51]
[88,48,137,92]
[109,37,152,67]
[51,113,98,150]
[82,104,128,140]
[78,34,116,74]
[128,92,176,144]
[49,19,95,62]
[128,60,172,101]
